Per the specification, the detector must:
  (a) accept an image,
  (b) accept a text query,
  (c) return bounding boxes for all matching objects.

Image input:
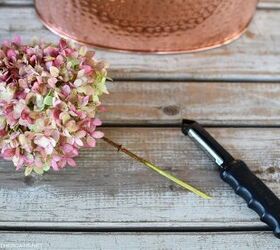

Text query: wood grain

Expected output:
[259,0,280,8]
[0,127,280,229]
[0,231,279,250]
[0,0,31,4]
[100,81,280,125]
[1,2,280,248]
[0,8,280,81]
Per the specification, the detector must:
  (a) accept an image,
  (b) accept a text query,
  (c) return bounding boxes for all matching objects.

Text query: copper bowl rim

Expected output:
[35,4,254,54]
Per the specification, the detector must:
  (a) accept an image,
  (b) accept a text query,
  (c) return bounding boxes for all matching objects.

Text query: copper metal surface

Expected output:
[35,0,258,53]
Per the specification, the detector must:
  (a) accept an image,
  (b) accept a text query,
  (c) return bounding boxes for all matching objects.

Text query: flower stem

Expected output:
[102,136,211,200]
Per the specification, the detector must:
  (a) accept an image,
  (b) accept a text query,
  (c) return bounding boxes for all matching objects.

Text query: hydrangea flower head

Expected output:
[0,37,108,175]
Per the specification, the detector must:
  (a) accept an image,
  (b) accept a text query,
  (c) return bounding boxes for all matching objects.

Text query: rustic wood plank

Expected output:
[0,0,31,4]
[0,231,279,250]
[100,81,280,125]
[0,127,279,229]
[0,8,280,81]
[259,0,280,8]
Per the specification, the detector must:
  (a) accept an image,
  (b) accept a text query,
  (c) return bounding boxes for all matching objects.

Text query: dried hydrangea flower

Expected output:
[0,37,108,175]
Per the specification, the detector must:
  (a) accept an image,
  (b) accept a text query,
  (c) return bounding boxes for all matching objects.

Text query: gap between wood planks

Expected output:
[0,225,270,233]
[107,78,280,83]
[101,124,280,129]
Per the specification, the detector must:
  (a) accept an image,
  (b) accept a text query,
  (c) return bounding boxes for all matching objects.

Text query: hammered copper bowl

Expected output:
[35,0,258,53]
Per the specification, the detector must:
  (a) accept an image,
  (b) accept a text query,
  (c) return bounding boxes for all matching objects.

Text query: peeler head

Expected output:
[182,119,196,135]
[181,119,234,168]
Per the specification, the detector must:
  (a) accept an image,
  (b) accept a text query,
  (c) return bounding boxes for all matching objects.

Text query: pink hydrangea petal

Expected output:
[34,156,43,168]
[52,109,61,121]
[13,100,26,119]
[54,55,64,67]
[61,85,71,96]
[51,160,59,171]
[79,112,87,120]
[74,79,83,87]
[61,144,74,154]
[47,77,57,88]
[66,120,78,132]
[63,129,71,137]
[92,118,102,126]
[7,49,16,59]
[9,133,19,141]
[66,136,75,145]
[53,99,61,107]
[34,136,49,148]
[49,138,56,147]
[45,145,54,155]
[75,138,83,147]
[26,47,34,56]
[81,96,89,106]
[30,54,37,63]
[13,35,21,45]
[44,46,59,57]
[58,159,67,168]
[77,69,85,78]
[92,131,104,139]
[59,39,67,49]
[81,65,93,74]
[67,158,77,167]
[13,155,24,170]
[75,130,86,138]
[24,154,34,165]
[31,82,40,92]
[0,38,107,174]
[2,148,16,159]
[71,148,79,157]
[53,155,62,161]
[0,129,7,136]
[34,136,56,155]
[86,135,96,147]
[45,61,53,70]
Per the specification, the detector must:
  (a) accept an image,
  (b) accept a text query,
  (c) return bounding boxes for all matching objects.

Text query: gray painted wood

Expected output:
[0,8,280,81]
[0,0,30,4]
[259,0,280,8]
[0,231,279,250]
[1,1,280,248]
[100,81,280,125]
[0,128,280,229]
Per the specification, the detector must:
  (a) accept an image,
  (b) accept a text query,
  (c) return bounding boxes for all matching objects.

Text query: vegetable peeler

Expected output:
[182,119,280,238]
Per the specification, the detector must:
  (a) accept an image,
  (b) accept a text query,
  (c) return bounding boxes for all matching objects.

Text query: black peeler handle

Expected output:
[221,160,280,238]
[182,119,280,238]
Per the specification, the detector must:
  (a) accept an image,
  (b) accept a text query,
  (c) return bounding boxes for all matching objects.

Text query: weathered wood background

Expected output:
[0,0,280,249]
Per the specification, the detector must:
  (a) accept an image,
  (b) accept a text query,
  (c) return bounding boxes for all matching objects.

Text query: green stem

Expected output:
[102,137,211,200]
